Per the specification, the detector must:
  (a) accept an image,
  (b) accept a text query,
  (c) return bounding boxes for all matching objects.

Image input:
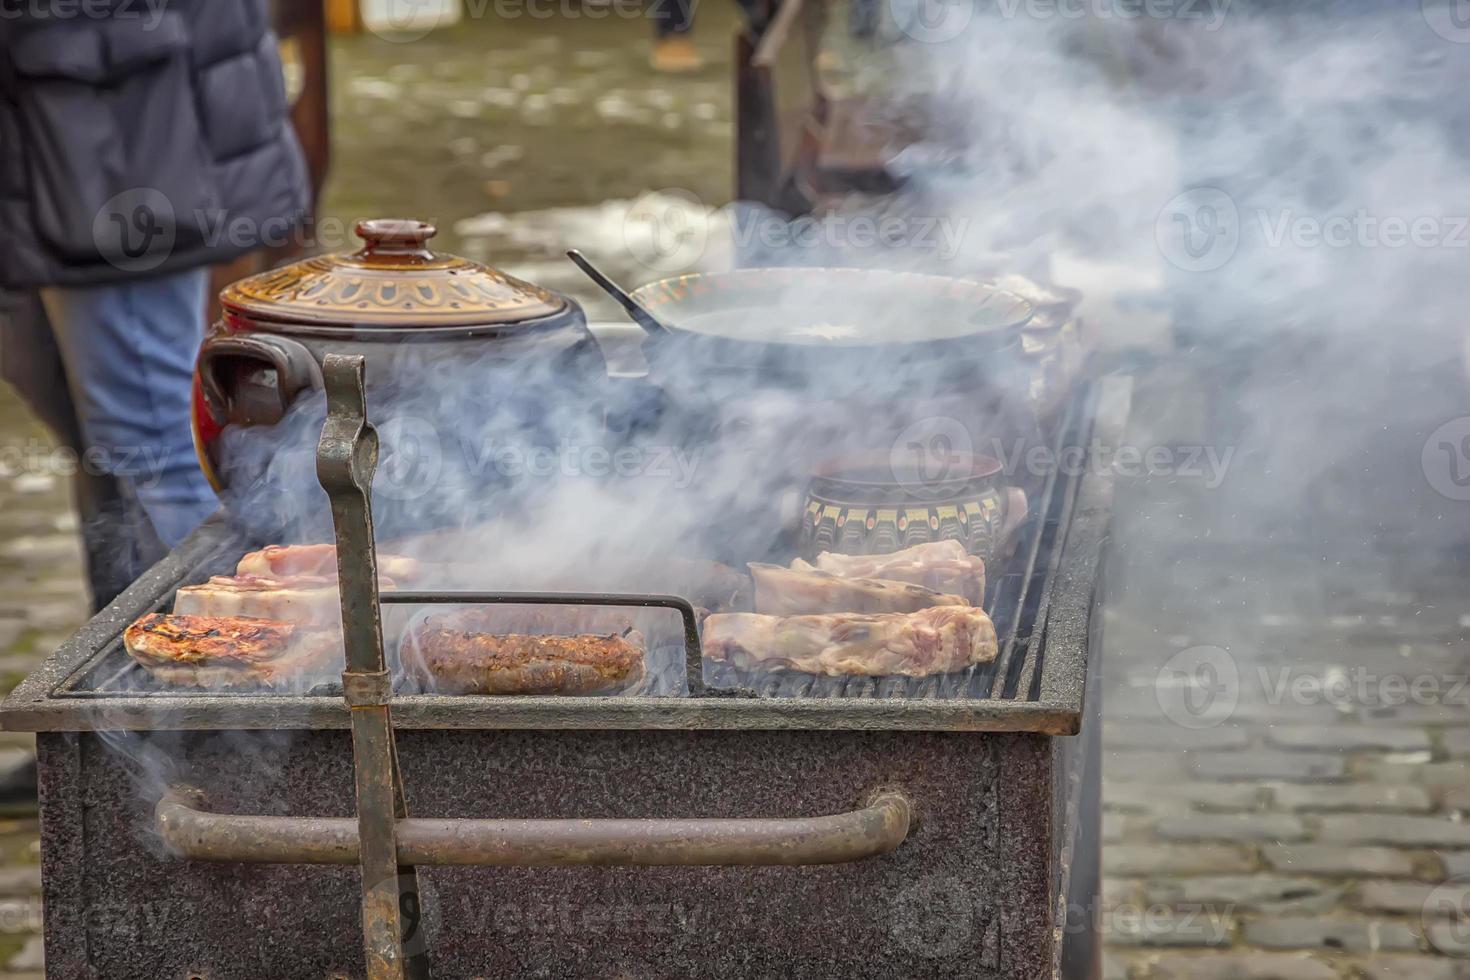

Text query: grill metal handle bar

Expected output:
[155,788,912,867]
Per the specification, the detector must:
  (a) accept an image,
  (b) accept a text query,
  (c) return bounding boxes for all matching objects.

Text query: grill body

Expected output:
[10,374,1126,980]
[38,726,1086,980]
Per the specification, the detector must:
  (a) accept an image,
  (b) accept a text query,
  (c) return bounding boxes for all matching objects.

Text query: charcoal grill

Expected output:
[1,371,1128,980]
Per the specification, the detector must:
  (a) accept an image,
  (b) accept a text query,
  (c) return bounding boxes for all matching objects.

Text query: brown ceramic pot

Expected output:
[192,219,599,490]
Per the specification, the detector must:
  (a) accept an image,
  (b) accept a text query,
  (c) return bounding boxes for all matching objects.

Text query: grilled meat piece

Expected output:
[123,613,341,689]
[173,574,389,626]
[236,544,421,583]
[809,540,987,606]
[626,558,752,612]
[702,606,997,677]
[749,563,966,616]
[405,621,646,695]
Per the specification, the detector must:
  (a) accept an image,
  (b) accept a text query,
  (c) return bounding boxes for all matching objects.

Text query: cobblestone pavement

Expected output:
[0,384,89,979]
[1,356,1469,980]
[1100,562,1470,980]
[1098,362,1470,980]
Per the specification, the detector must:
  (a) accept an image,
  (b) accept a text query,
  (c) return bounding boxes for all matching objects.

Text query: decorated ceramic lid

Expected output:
[220,219,570,329]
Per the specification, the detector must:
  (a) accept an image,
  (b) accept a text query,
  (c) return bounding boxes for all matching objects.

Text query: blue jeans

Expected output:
[39,270,218,549]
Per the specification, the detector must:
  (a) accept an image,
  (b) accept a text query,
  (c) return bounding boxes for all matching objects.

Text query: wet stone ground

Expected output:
[0,383,89,979]
[1100,551,1470,980]
[318,7,738,314]
[1097,363,1470,980]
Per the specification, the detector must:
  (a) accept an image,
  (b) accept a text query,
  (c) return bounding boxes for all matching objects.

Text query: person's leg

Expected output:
[0,291,155,608]
[40,270,218,549]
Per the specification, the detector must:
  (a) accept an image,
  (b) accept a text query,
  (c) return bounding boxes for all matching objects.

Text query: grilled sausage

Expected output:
[405,627,646,696]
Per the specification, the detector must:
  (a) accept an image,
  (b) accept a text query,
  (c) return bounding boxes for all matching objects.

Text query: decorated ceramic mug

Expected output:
[798,453,1026,566]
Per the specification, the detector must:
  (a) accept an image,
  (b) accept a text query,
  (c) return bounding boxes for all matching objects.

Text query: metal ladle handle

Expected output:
[565,249,673,337]
[156,787,912,867]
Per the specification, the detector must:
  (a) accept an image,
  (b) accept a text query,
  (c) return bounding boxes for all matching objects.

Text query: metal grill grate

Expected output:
[47,388,1096,705]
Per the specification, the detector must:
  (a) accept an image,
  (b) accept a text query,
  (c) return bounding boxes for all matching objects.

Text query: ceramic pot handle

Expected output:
[585,321,651,381]
[585,321,674,440]
[354,218,438,260]
[198,333,321,428]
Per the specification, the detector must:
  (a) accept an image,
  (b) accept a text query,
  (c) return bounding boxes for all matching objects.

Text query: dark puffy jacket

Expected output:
[0,0,310,287]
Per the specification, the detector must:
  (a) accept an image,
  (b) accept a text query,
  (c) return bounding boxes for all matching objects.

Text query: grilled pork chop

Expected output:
[748,563,967,616]
[172,574,377,626]
[702,606,997,677]
[405,615,646,695]
[236,544,421,583]
[124,613,341,689]
[807,540,987,606]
